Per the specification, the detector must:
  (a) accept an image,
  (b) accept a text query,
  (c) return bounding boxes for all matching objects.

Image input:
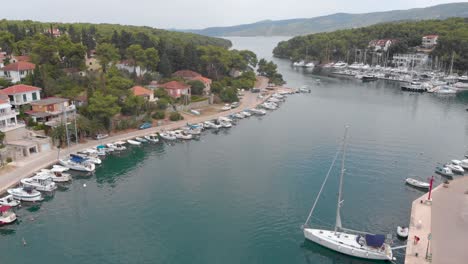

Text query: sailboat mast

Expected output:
[335,126,349,231]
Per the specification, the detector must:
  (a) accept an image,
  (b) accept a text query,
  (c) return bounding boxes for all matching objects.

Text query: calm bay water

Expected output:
[1,37,468,264]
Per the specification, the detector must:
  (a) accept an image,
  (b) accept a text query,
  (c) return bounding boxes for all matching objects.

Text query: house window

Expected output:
[20,71,25,75]
[32,92,37,100]
[22,94,27,102]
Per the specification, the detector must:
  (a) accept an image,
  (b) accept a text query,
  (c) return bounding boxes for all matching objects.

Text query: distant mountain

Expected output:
[181,3,468,37]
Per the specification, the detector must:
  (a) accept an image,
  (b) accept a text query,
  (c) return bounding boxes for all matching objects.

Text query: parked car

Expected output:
[231,102,240,108]
[139,122,152,130]
[94,134,109,140]
[221,104,231,111]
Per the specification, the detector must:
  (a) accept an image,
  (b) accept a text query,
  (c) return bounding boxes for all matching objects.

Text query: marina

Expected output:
[0,36,467,264]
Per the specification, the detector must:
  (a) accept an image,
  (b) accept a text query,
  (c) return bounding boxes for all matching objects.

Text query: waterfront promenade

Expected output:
[0,77,274,194]
[405,176,468,264]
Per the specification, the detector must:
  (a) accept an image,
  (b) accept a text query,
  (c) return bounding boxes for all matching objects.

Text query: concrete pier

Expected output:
[405,176,468,264]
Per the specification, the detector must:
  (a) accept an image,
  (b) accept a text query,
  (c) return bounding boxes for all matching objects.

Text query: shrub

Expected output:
[169,112,183,121]
[152,111,165,120]
[6,157,12,163]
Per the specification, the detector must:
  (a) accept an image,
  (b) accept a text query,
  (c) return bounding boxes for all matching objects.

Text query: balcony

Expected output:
[0,109,19,118]
[0,121,25,132]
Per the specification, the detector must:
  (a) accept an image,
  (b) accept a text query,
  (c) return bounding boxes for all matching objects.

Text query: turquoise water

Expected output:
[1,37,468,264]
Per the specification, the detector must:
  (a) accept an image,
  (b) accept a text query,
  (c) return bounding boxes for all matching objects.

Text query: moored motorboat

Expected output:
[0,195,20,207]
[59,155,96,172]
[405,178,430,189]
[446,163,464,174]
[396,226,409,239]
[71,153,101,165]
[21,174,57,192]
[459,159,468,169]
[107,142,127,151]
[249,108,266,115]
[173,130,193,140]
[0,206,17,225]
[135,137,148,143]
[241,110,252,117]
[144,134,160,143]
[43,166,72,182]
[435,166,454,177]
[219,121,232,128]
[159,131,177,141]
[127,139,142,145]
[7,187,43,202]
[203,121,221,129]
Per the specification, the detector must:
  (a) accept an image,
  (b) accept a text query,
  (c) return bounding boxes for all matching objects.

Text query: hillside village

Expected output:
[0,22,284,163]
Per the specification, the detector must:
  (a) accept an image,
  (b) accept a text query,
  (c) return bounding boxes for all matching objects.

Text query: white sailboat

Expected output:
[302,127,394,261]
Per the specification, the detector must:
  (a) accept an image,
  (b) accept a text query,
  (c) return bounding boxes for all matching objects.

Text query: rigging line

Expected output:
[302,142,343,229]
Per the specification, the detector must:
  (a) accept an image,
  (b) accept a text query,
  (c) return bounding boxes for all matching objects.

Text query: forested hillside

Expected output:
[273,18,468,71]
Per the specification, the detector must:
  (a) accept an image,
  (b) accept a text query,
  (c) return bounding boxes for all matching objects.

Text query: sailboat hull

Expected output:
[303,228,392,261]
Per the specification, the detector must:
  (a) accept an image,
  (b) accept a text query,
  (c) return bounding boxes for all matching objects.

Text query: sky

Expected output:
[1,0,464,29]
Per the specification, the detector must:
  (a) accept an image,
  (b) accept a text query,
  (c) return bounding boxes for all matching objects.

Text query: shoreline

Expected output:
[0,77,288,194]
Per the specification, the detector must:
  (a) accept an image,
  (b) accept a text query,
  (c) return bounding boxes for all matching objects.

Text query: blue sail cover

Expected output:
[365,234,385,247]
[70,154,86,163]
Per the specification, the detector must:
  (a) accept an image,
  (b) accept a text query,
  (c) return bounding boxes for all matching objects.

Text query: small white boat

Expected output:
[127,139,142,145]
[250,108,266,115]
[397,226,409,238]
[7,187,43,202]
[219,121,232,128]
[232,113,245,119]
[435,166,454,177]
[459,159,468,169]
[0,195,20,207]
[135,137,148,143]
[218,116,233,123]
[71,154,101,165]
[173,130,193,140]
[272,93,285,99]
[0,206,17,225]
[405,178,430,189]
[446,163,464,174]
[204,121,221,129]
[59,156,96,172]
[42,167,72,183]
[144,134,160,143]
[21,173,57,192]
[107,142,127,151]
[159,131,177,141]
[305,62,315,68]
[184,127,202,135]
[268,97,281,103]
[261,102,277,110]
[241,111,252,117]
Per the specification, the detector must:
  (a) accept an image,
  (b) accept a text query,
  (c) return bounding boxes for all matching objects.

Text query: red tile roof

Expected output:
[0,99,9,104]
[172,70,201,79]
[158,81,191,90]
[192,76,212,84]
[1,61,36,71]
[14,55,31,62]
[130,86,153,96]
[0,84,41,95]
[423,35,439,39]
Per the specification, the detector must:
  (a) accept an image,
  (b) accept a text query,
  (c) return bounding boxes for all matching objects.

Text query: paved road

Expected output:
[431,176,468,264]
[0,80,274,194]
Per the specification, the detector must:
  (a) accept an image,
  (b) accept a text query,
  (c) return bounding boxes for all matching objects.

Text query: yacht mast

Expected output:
[335,126,349,231]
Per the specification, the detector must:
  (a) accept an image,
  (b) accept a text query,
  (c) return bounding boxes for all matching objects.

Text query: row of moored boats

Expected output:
[0,92,290,226]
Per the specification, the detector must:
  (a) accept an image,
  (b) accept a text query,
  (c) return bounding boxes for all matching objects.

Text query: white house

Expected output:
[0,98,23,132]
[0,84,42,107]
[368,39,396,52]
[393,53,429,68]
[0,61,36,83]
[116,60,146,77]
[422,35,439,49]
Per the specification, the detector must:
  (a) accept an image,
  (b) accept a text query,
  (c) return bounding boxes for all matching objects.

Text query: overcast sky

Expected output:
[1,0,463,29]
